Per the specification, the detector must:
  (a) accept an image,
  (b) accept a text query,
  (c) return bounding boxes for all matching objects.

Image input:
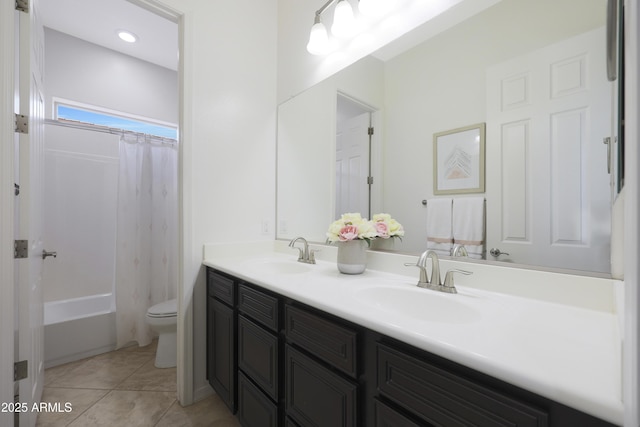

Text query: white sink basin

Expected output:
[246,259,313,275]
[356,286,481,324]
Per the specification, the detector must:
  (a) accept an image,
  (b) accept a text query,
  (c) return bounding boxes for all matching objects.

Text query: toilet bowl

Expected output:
[146,298,177,368]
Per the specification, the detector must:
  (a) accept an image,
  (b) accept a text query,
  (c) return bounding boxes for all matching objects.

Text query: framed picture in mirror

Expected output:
[433,123,485,195]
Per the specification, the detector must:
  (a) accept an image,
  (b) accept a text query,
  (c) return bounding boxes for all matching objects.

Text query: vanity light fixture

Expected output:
[307,13,331,55]
[117,30,138,43]
[332,0,356,38]
[307,0,358,55]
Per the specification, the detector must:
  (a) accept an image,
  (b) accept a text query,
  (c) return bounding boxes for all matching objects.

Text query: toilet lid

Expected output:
[148,298,177,318]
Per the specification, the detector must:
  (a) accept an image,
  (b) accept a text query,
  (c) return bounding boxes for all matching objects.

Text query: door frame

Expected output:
[623,1,640,425]
[127,0,191,406]
[0,0,16,424]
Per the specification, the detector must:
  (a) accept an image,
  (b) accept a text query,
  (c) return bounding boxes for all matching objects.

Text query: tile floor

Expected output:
[37,341,240,427]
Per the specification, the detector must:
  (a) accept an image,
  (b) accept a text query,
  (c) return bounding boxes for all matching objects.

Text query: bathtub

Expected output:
[44,293,117,368]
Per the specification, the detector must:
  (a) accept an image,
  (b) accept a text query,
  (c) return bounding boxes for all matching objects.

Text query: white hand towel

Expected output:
[452,197,485,258]
[426,198,453,256]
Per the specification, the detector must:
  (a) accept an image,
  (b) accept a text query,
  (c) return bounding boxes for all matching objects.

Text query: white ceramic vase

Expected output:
[336,240,367,274]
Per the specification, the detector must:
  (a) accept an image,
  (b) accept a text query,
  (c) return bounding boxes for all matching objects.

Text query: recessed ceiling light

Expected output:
[117,30,138,43]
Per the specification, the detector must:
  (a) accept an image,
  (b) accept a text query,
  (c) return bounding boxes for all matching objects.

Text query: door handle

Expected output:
[489,248,510,258]
[42,250,57,260]
[603,137,613,174]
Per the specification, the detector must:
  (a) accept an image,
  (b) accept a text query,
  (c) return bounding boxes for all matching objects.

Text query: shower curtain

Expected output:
[115,134,178,349]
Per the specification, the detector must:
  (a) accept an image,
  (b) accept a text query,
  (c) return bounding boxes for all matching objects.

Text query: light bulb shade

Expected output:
[307,21,330,55]
[331,0,356,38]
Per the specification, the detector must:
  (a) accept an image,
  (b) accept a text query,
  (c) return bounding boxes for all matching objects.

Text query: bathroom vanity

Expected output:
[203,241,623,427]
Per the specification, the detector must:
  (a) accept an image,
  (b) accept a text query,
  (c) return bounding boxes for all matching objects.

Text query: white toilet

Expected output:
[146,298,178,368]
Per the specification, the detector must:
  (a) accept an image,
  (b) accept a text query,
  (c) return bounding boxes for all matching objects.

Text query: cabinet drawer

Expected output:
[237,372,279,427]
[374,399,423,427]
[377,343,548,427]
[238,315,279,400]
[238,283,279,331]
[285,304,358,378]
[207,270,235,306]
[285,345,358,427]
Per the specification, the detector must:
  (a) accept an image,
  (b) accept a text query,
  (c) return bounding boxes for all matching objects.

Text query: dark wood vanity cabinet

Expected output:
[206,270,237,413]
[236,283,282,426]
[284,304,360,426]
[376,343,548,426]
[205,267,618,427]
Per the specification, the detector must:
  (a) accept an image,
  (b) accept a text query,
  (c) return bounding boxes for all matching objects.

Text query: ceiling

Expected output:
[39,0,178,71]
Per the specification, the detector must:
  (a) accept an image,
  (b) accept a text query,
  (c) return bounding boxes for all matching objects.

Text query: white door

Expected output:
[486,27,612,272]
[16,1,46,425]
[335,112,371,218]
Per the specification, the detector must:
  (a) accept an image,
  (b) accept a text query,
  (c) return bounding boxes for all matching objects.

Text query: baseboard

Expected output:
[193,383,214,404]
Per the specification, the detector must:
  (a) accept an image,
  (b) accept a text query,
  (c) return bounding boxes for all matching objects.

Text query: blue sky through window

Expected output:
[57,105,177,139]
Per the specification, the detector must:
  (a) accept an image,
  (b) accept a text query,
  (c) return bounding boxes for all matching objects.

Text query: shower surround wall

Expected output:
[43,27,178,367]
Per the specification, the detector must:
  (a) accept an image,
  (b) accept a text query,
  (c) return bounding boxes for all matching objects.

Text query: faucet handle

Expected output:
[309,248,320,264]
[443,269,472,288]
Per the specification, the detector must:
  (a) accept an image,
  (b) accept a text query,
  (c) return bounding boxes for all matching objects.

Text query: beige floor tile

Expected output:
[47,351,153,390]
[36,387,109,427]
[37,342,220,427]
[115,358,177,392]
[117,339,158,354]
[43,359,88,388]
[67,390,175,427]
[155,394,240,427]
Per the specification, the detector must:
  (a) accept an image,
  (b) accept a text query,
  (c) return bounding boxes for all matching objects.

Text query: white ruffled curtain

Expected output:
[115,134,178,349]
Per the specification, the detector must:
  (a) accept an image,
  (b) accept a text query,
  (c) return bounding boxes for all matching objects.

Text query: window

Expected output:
[55,102,178,140]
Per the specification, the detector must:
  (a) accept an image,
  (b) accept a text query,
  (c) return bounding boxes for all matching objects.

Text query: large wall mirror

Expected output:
[277,0,619,276]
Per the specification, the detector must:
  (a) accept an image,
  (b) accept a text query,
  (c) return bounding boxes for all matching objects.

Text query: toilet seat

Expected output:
[147,299,177,318]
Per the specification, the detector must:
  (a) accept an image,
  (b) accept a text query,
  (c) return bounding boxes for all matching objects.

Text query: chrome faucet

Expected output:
[289,237,316,264]
[405,249,472,294]
[405,250,430,286]
[404,250,440,288]
[423,250,441,288]
[452,244,468,257]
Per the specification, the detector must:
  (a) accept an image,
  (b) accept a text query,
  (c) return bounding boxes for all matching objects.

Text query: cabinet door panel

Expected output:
[238,315,279,400]
[285,345,357,427]
[377,344,548,427]
[238,372,279,427]
[210,299,236,412]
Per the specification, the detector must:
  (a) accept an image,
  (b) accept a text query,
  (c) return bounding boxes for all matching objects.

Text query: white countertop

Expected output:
[202,241,624,425]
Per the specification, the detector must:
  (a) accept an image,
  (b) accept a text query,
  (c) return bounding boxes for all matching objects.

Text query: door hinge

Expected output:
[14,183,20,196]
[14,114,28,134]
[15,0,28,13]
[14,240,28,259]
[368,127,374,136]
[14,360,27,381]
[367,176,374,185]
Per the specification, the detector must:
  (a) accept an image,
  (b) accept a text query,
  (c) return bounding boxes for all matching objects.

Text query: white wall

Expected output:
[44,28,178,123]
[156,0,278,401]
